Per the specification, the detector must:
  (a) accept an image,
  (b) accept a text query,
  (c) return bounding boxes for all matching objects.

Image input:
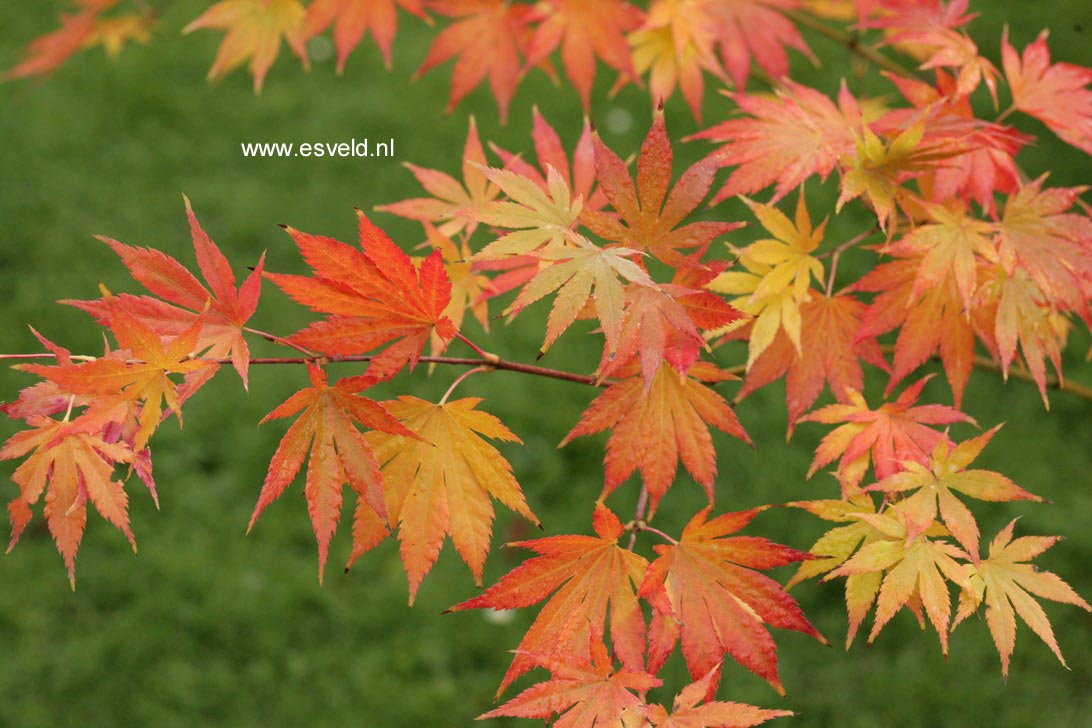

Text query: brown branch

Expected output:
[0,352,607,388]
[781,8,920,81]
[877,345,1092,402]
[626,485,650,551]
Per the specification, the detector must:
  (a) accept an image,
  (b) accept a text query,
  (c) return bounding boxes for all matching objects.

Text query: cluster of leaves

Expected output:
[4,1,1092,726]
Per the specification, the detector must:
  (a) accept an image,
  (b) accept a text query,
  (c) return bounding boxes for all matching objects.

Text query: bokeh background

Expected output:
[1,1,1089,725]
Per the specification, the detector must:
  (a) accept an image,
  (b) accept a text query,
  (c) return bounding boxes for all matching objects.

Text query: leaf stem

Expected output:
[243,327,316,357]
[439,366,489,405]
[633,521,678,546]
[455,332,500,365]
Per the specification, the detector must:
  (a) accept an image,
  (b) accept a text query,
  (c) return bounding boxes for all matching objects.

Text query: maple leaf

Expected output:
[882,201,996,312]
[706,194,826,367]
[704,0,814,90]
[471,162,584,259]
[691,80,861,204]
[19,312,213,452]
[2,1,116,81]
[267,211,457,381]
[302,0,428,72]
[801,377,975,492]
[973,266,1070,408]
[854,254,977,407]
[490,107,607,213]
[994,177,1092,321]
[627,0,725,123]
[85,12,153,59]
[836,123,957,233]
[423,224,490,358]
[68,197,265,390]
[739,292,888,430]
[1001,29,1092,155]
[363,395,539,604]
[183,0,309,93]
[953,519,1092,678]
[249,363,413,581]
[376,117,499,237]
[638,507,824,695]
[581,109,741,268]
[866,0,997,99]
[826,516,971,654]
[414,0,535,122]
[448,504,650,695]
[866,426,1041,555]
[524,0,643,109]
[786,496,889,648]
[601,281,742,386]
[504,233,654,355]
[1,416,135,587]
[643,665,794,728]
[479,641,660,727]
[560,362,750,512]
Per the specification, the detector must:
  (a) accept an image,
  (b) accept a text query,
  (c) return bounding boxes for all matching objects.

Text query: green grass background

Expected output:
[1,1,1090,726]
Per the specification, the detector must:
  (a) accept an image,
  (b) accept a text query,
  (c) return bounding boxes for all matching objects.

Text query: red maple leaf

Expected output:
[414,0,535,122]
[739,292,888,430]
[249,363,415,581]
[560,362,750,512]
[302,0,429,72]
[448,504,650,695]
[800,377,976,492]
[524,0,643,109]
[638,507,823,696]
[691,80,861,204]
[582,109,741,268]
[1001,29,1092,155]
[68,197,265,390]
[267,211,457,381]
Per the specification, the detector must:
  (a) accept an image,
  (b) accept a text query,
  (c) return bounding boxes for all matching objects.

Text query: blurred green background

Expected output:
[1,1,1089,726]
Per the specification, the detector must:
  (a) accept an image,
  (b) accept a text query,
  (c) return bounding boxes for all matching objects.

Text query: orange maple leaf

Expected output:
[20,312,213,452]
[183,0,309,93]
[954,519,1092,678]
[302,0,429,72]
[826,512,971,655]
[854,254,977,407]
[414,0,535,122]
[448,504,650,695]
[2,1,118,81]
[560,362,750,512]
[68,197,265,390]
[638,507,824,696]
[376,117,499,237]
[1,416,136,587]
[363,395,539,604]
[490,107,607,213]
[642,664,793,727]
[249,363,413,581]
[866,427,1041,554]
[582,109,741,268]
[1001,29,1092,155]
[691,80,861,204]
[267,211,457,381]
[480,640,659,726]
[801,377,975,492]
[524,0,643,109]
[740,292,888,429]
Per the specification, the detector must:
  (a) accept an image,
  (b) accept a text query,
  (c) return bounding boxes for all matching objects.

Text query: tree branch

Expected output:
[782,9,920,81]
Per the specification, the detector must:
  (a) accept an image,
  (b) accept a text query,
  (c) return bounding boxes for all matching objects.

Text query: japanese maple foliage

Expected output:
[4,1,1092,726]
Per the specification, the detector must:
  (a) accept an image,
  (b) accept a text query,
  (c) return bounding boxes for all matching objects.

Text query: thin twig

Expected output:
[782,8,920,80]
[0,352,607,388]
[633,521,678,546]
[243,327,316,357]
[877,345,1092,402]
[626,485,650,551]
